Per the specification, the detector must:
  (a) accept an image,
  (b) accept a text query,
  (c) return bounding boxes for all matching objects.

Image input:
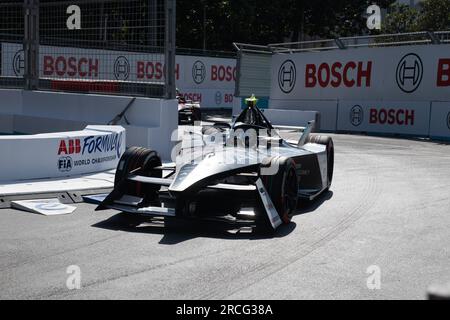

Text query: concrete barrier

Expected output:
[261,109,320,130]
[268,99,338,131]
[337,100,431,137]
[0,89,177,160]
[0,125,125,182]
[429,101,450,140]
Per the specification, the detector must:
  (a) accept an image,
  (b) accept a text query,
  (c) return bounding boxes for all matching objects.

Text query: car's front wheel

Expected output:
[114,146,162,201]
[259,156,299,224]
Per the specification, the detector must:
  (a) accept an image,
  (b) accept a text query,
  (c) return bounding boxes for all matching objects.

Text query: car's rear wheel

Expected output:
[306,134,334,188]
[114,146,162,201]
[259,156,299,224]
[192,107,202,122]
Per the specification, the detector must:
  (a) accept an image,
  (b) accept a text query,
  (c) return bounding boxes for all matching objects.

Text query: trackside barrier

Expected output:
[268,100,338,131]
[337,101,431,136]
[429,101,450,140]
[0,89,177,160]
[1,42,237,109]
[0,125,125,182]
[270,44,450,102]
[261,109,320,131]
[267,99,450,140]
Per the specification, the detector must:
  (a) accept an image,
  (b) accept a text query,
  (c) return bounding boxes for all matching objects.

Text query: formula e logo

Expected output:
[278,60,296,93]
[192,60,206,84]
[215,91,222,105]
[58,156,73,172]
[396,53,423,93]
[447,112,450,130]
[113,56,130,80]
[13,50,25,76]
[57,133,122,158]
[350,105,364,127]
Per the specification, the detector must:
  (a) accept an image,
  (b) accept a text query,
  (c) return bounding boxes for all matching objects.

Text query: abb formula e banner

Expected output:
[337,100,431,135]
[0,125,125,182]
[1,42,236,108]
[271,44,450,101]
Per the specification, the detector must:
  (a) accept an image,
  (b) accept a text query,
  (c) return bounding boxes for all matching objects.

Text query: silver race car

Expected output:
[95,96,334,232]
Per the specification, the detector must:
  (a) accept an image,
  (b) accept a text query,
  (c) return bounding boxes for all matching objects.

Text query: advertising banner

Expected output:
[271,44,450,102]
[0,125,126,182]
[429,101,450,140]
[337,100,431,136]
[1,43,237,108]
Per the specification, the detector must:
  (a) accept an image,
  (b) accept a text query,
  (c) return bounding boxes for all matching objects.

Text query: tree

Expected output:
[176,0,396,51]
[417,0,450,31]
[382,3,419,33]
[382,0,450,34]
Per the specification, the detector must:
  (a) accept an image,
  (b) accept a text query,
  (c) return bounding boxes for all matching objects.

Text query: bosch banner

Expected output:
[271,44,450,101]
[1,43,237,108]
[429,101,450,140]
[337,101,431,135]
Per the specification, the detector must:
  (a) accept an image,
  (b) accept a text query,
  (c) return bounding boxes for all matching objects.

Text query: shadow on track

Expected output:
[92,213,297,244]
[295,190,334,216]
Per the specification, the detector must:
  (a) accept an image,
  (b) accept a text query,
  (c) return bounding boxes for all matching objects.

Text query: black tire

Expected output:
[306,134,334,187]
[192,107,202,122]
[114,146,162,199]
[259,156,299,224]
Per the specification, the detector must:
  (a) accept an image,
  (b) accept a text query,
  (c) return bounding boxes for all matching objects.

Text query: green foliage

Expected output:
[382,3,419,33]
[176,0,397,51]
[382,0,450,34]
[417,0,450,31]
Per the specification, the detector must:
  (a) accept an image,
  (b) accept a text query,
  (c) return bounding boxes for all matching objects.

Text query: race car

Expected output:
[95,96,334,232]
[177,90,201,125]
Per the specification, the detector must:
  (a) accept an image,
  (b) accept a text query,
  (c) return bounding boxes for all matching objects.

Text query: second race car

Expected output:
[177,89,202,125]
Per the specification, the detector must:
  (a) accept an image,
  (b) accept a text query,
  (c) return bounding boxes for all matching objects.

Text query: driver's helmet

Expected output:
[244,94,258,108]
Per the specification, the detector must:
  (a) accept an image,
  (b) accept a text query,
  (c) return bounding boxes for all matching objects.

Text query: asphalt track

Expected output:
[1,132,450,299]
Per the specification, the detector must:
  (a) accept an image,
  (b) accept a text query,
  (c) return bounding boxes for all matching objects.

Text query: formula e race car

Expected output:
[95,101,334,232]
[177,91,201,125]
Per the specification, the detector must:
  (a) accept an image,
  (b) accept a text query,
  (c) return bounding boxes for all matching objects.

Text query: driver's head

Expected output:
[245,94,258,109]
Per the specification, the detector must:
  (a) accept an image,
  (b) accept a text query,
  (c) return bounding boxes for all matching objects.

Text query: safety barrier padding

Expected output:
[0,89,177,160]
[0,125,125,182]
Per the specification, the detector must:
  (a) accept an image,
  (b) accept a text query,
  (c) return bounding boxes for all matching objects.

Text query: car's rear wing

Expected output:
[261,109,320,132]
[272,124,306,131]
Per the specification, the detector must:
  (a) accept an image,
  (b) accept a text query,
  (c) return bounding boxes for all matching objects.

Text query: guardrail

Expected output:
[233,31,450,53]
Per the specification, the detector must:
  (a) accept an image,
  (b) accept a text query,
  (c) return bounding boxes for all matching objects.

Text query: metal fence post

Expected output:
[164,0,176,99]
[24,0,39,90]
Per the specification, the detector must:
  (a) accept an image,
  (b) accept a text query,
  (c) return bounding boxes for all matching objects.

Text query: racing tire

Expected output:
[259,156,299,224]
[192,107,202,122]
[114,146,162,200]
[306,134,334,188]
